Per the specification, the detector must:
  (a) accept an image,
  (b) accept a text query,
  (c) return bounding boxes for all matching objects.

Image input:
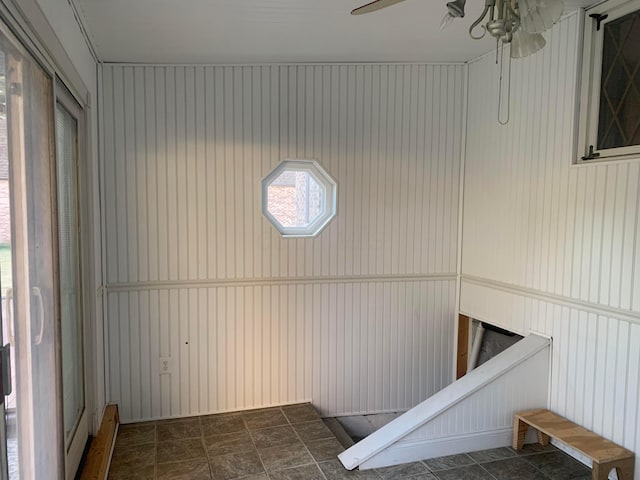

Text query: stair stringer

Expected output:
[338,334,551,470]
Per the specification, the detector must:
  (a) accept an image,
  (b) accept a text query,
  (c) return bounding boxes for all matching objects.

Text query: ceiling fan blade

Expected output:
[351,0,409,15]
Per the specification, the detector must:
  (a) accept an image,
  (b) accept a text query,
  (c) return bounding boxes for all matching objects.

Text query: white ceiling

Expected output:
[76,0,595,64]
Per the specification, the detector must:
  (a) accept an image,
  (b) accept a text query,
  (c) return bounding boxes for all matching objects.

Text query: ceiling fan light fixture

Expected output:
[469,0,520,43]
[466,0,563,44]
[518,0,564,33]
[440,12,456,30]
[446,0,467,17]
[510,29,546,57]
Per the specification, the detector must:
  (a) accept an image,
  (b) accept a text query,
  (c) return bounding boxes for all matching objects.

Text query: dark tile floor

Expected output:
[108,404,592,480]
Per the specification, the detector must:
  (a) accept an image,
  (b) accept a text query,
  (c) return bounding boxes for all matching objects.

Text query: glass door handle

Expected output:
[32,286,45,345]
[5,288,12,345]
[0,345,10,397]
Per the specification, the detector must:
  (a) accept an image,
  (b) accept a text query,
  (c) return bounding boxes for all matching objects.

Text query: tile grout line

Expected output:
[518,451,557,480]
[283,405,333,480]
[198,415,214,480]
[152,417,211,476]
[470,448,508,480]
[474,462,500,480]
[247,408,276,480]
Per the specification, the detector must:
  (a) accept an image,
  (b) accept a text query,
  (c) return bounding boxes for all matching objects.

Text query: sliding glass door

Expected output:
[0,16,90,479]
[3,20,65,479]
[55,86,88,480]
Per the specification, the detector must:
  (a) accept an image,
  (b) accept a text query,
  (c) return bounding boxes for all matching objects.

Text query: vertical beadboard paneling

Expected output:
[462,11,640,477]
[107,280,456,421]
[101,63,465,422]
[102,64,464,283]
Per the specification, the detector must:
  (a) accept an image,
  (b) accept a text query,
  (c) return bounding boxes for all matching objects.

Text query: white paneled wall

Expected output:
[462,12,640,477]
[464,13,640,313]
[100,64,465,422]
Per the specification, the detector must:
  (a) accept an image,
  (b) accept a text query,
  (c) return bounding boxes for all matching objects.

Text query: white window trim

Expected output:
[261,159,337,238]
[576,0,640,163]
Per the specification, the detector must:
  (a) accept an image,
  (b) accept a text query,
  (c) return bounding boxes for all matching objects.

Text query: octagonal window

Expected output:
[262,160,336,237]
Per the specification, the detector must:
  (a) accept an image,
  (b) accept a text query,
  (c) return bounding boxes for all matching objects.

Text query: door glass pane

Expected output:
[0,47,16,480]
[55,103,84,447]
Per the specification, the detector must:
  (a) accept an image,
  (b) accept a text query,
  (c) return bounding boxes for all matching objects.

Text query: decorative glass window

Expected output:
[577,0,640,162]
[262,160,337,237]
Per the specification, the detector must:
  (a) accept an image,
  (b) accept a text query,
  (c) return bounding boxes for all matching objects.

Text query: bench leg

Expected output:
[512,418,529,450]
[593,458,635,480]
[537,431,551,446]
[614,458,634,480]
[592,462,611,480]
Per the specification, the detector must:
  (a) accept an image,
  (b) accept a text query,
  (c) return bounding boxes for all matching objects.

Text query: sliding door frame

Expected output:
[0,2,100,478]
[55,79,91,480]
[0,0,100,434]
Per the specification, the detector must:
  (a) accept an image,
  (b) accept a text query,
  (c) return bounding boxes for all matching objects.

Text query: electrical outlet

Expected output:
[159,357,172,374]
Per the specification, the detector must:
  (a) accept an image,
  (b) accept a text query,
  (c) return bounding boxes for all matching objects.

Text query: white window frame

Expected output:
[262,159,337,237]
[576,0,640,163]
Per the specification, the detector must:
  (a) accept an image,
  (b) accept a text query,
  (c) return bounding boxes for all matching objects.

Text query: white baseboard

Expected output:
[358,427,540,470]
[359,428,508,469]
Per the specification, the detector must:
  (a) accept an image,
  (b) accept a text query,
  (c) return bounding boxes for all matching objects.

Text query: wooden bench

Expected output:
[513,409,635,480]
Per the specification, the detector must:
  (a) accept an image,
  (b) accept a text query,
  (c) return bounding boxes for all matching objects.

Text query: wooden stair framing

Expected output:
[80,405,119,480]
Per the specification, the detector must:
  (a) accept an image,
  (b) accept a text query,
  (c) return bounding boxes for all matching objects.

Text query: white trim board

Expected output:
[104,273,458,292]
[460,276,640,326]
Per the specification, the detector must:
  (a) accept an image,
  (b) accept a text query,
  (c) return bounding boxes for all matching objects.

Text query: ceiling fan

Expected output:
[350,0,563,59]
[350,0,564,126]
